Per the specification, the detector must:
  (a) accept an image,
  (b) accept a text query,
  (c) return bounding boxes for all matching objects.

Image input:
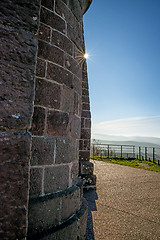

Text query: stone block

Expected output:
[0,131,31,239]
[47,62,73,88]
[70,114,81,139]
[28,198,61,235]
[79,139,83,151]
[36,58,46,77]
[55,0,74,27]
[82,103,90,111]
[71,162,79,184]
[82,69,88,81]
[38,23,51,42]
[79,150,90,162]
[82,95,89,103]
[40,7,65,34]
[82,80,88,89]
[29,167,43,197]
[85,118,91,128]
[82,88,89,96]
[31,136,56,166]
[38,40,64,66]
[65,54,82,79]
[0,27,36,130]
[61,85,74,113]
[82,174,96,186]
[68,0,82,21]
[79,150,90,161]
[67,23,83,50]
[80,161,93,175]
[81,128,91,140]
[31,107,46,136]
[81,110,91,118]
[61,188,81,221]
[44,165,69,193]
[41,0,55,10]
[52,30,73,56]
[81,118,85,128]
[47,110,69,136]
[83,139,90,150]
[55,137,77,164]
[34,78,61,109]
[0,1,39,33]
[79,98,82,117]
[74,92,78,114]
[73,76,82,95]
[74,16,83,42]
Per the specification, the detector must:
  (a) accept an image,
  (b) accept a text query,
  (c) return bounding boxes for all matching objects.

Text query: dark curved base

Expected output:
[27,198,88,240]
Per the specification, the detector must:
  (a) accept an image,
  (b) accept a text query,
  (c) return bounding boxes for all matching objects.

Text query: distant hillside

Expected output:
[91,134,160,147]
[92,139,160,148]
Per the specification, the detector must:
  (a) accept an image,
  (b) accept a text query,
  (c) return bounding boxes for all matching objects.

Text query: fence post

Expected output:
[145,147,147,161]
[108,145,109,157]
[153,148,155,163]
[133,146,135,158]
[121,145,122,158]
[139,147,141,160]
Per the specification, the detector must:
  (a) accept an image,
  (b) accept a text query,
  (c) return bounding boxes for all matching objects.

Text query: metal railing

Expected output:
[91,144,160,164]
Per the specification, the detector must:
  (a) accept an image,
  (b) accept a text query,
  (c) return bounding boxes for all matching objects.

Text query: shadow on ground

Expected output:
[84,188,98,240]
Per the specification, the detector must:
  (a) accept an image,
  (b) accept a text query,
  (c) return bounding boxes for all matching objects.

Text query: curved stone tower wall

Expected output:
[0,0,93,239]
[0,1,40,239]
[79,61,96,187]
[28,0,89,239]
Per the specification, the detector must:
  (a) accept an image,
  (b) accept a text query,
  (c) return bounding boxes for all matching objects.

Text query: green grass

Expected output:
[91,156,160,173]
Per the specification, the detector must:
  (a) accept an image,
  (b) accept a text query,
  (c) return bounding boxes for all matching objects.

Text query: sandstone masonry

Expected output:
[0,0,95,239]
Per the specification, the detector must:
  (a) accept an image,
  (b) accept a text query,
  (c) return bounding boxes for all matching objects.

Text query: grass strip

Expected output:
[91,156,160,173]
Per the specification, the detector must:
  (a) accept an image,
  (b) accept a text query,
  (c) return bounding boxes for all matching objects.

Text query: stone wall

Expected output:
[79,62,96,187]
[28,0,88,238]
[0,0,40,239]
[0,0,94,239]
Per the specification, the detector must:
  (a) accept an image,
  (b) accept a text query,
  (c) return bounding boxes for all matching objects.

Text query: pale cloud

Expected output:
[92,116,160,138]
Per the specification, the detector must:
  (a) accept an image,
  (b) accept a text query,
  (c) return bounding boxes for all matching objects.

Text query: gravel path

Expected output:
[84,160,160,240]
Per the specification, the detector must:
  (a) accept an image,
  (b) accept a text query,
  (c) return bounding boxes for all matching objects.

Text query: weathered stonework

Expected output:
[0,1,40,239]
[0,0,94,239]
[79,62,96,187]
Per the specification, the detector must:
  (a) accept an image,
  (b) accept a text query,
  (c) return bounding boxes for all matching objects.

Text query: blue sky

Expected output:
[83,0,160,138]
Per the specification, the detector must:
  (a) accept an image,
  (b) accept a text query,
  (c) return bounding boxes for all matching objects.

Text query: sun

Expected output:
[84,53,89,59]
[75,49,90,66]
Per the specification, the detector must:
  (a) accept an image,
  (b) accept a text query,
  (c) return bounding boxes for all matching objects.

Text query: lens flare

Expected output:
[75,49,90,66]
[84,53,89,59]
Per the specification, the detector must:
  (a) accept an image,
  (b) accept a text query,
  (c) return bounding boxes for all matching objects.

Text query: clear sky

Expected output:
[83,0,160,138]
